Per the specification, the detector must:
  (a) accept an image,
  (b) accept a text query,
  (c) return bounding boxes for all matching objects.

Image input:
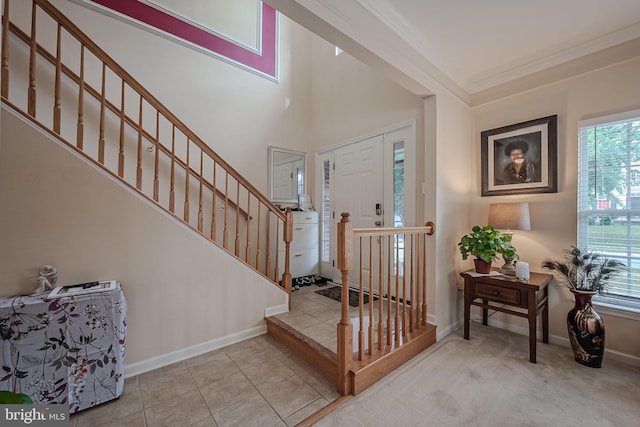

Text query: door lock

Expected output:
[375,203,382,215]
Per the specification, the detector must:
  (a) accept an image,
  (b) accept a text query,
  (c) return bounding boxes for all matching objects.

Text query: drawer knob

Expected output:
[493,291,499,296]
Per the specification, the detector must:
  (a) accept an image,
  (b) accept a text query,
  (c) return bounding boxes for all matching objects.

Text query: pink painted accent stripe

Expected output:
[90,0,277,77]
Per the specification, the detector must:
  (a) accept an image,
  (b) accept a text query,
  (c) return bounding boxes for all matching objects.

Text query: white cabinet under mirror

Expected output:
[268,146,306,204]
[271,210,319,281]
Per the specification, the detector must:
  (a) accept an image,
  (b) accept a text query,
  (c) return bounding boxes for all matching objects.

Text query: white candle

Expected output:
[516,261,530,281]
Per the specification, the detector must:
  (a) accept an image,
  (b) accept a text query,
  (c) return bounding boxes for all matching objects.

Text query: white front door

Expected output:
[317,124,415,286]
[334,135,384,287]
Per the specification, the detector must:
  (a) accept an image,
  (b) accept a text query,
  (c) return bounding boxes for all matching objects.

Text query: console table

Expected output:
[461,270,552,363]
[0,284,127,413]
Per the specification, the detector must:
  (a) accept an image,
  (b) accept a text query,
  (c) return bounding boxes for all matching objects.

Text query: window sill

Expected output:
[592,298,640,321]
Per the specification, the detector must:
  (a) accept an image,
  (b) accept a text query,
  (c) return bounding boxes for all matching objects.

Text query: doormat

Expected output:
[315,285,378,307]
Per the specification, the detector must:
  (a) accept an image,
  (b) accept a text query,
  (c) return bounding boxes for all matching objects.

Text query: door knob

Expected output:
[375,220,382,226]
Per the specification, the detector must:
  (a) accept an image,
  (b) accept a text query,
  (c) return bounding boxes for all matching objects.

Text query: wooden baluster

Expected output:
[245,193,251,263]
[401,232,407,340]
[153,111,159,201]
[267,219,284,286]
[254,203,261,270]
[377,234,384,351]
[169,125,175,213]
[76,46,84,149]
[409,233,415,332]
[235,182,240,256]
[337,213,353,396]
[28,2,36,116]
[53,23,61,133]
[394,234,400,343]
[198,151,203,232]
[136,95,143,189]
[184,138,190,222]
[223,173,229,249]
[1,0,9,98]
[282,208,293,297]
[421,233,427,326]
[98,63,106,164]
[210,161,216,240]
[368,235,374,355]
[118,80,125,178]
[357,237,364,360]
[386,234,392,345]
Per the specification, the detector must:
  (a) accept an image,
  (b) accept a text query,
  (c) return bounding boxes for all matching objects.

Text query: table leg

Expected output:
[542,287,549,344]
[464,279,471,340]
[528,289,537,363]
[482,300,488,325]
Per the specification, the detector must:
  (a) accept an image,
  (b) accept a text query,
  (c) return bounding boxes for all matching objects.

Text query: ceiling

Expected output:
[267,0,640,104]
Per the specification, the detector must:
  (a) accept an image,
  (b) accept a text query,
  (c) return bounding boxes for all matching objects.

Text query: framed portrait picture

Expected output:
[481,115,558,196]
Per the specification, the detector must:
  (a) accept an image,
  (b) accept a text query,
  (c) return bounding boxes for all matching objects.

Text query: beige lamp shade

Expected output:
[488,203,531,231]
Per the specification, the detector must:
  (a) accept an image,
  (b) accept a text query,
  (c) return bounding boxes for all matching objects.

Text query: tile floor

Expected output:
[69,283,346,427]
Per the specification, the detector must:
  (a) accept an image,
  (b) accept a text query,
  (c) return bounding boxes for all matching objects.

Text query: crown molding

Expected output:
[471,37,640,107]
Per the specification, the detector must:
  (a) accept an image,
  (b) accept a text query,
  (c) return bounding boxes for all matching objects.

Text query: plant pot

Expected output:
[567,290,605,368]
[473,259,492,274]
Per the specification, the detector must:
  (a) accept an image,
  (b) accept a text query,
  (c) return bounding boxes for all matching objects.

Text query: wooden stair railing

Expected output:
[1,0,292,293]
[337,213,436,395]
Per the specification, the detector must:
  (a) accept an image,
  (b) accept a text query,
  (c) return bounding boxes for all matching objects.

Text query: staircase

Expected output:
[1,0,293,295]
[2,0,437,401]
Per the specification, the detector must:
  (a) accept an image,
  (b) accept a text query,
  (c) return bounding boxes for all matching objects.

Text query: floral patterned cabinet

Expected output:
[0,284,127,413]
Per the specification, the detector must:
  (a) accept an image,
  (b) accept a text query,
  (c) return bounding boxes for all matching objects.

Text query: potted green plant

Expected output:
[458,225,512,273]
[542,246,625,368]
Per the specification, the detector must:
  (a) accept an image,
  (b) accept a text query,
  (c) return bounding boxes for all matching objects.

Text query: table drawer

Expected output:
[476,283,521,305]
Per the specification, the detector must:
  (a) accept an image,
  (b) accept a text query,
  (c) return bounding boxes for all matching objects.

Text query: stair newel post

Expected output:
[337,212,353,395]
[282,208,293,302]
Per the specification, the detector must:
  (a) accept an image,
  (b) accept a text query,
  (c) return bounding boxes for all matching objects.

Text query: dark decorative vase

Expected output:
[567,291,605,368]
[473,259,492,274]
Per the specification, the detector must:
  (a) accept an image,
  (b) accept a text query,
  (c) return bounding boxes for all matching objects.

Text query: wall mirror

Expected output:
[268,146,306,203]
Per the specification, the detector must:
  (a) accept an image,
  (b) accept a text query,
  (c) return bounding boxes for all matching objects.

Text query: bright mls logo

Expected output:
[1,405,68,426]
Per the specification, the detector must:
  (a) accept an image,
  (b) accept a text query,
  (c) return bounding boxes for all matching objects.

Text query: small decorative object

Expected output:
[515,261,530,282]
[458,225,513,273]
[542,246,625,368]
[35,264,58,293]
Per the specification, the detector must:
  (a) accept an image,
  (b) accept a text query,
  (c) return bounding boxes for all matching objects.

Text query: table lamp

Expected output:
[488,202,531,275]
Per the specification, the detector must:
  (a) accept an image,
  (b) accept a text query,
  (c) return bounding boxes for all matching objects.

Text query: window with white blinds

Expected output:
[578,110,640,311]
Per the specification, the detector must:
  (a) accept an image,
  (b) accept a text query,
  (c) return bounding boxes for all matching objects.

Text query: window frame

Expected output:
[577,109,640,318]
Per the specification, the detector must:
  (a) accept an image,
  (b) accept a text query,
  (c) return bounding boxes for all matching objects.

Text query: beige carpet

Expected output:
[313,323,640,427]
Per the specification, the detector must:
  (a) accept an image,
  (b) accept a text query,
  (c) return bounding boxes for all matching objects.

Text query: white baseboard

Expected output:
[436,318,461,341]
[265,303,289,317]
[124,325,266,378]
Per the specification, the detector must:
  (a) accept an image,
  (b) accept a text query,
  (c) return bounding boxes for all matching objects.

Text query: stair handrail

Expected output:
[1,0,292,292]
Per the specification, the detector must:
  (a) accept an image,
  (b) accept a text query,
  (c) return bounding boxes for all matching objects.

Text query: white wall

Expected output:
[471,57,640,361]
[45,0,314,193]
